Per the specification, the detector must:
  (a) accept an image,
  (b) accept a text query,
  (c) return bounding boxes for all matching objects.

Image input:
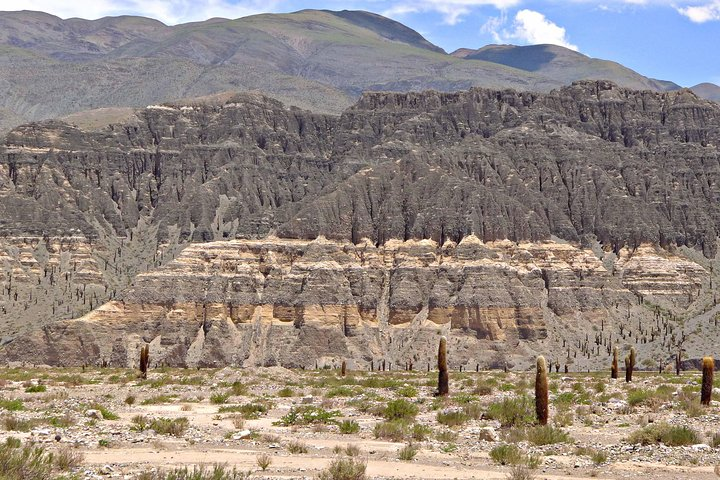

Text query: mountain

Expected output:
[452,44,682,92]
[0,9,710,138]
[1,80,719,367]
[692,82,720,101]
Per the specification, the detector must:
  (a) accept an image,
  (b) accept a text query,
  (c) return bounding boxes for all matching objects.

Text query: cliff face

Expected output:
[1,82,720,367]
[2,236,713,370]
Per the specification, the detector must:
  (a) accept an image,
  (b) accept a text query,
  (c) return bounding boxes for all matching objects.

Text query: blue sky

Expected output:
[4,0,719,87]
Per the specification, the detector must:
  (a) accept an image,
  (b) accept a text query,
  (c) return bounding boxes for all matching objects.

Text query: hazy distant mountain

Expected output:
[452,44,682,92]
[0,9,713,135]
[692,83,720,101]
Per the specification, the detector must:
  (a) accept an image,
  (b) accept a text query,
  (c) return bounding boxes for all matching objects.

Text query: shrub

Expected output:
[2,415,39,432]
[150,417,189,437]
[525,425,571,445]
[316,457,366,480]
[218,403,268,419]
[436,410,469,427]
[396,385,418,398]
[91,403,119,420]
[339,420,360,434]
[0,399,24,411]
[327,386,356,398]
[411,424,432,441]
[0,443,53,480]
[627,389,652,407]
[4,437,21,448]
[210,393,230,405]
[373,420,408,441]
[274,406,340,426]
[256,453,271,471]
[397,444,418,461]
[489,444,523,465]
[229,382,248,396]
[383,399,418,421]
[53,446,84,471]
[131,415,151,431]
[334,444,361,456]
[124,395,136,405]
[24,385,46,393]
[135,465,251,480]
[141,395,176,405]
[277,387,294,398]
[628,423,699,446]
[486,396,534,427]
[506,464,535,480]
[286,440,308,454]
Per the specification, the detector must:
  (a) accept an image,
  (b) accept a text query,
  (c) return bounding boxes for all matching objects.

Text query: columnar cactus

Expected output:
[341,360,347,377]
[624,355,631,383]
[139,344,150,380]
[535,356,549,425]
[701,356,714,406]
[611,346,618,379]
[437,336,449,396]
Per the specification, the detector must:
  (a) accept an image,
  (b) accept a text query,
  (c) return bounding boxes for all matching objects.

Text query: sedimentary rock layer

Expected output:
[2,236,710,369]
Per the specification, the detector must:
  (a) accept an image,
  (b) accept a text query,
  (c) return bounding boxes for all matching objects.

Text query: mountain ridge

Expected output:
[0,9,714,137]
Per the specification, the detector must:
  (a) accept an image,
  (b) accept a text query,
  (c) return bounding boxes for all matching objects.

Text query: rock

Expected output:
[85,409,103,420]
[233,430,252,440]
[477,427,499,442]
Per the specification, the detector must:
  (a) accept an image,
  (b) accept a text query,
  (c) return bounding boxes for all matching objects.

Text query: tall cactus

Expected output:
[535,356,549,425]
[139,344,150,380]
[437,336,449,396]
[611,346,618,379]
[701,356,714,406]
[341,360,347,377]
[624,355,631,383]
[625,347,636,383]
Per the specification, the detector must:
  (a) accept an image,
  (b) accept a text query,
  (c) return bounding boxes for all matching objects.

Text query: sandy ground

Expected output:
[1,366,719,479]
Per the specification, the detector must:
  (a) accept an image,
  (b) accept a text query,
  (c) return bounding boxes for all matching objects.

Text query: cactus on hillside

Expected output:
[611,346,618,379]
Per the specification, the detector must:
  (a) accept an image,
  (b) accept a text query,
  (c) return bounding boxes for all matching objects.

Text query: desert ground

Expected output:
[0,364,719,479]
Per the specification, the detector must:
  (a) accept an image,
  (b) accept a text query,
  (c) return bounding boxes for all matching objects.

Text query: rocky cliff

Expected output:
[1,236,716,370]
[1,81,720,368]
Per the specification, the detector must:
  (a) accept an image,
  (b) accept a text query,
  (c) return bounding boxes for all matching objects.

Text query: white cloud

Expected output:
[677,1,720,22]
[483,9,578,50]
[0,0,281,24]
[382,0,521,25]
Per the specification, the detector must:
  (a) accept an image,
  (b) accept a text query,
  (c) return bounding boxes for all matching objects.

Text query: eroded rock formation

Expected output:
[3,236,713,369]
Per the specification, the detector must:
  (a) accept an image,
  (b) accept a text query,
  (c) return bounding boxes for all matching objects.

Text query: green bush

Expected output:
[489,444,523,465]
[91,403,118,420]
[316,457,366,480]
[396,385,418,398]
[436,410,469,427]
[150,417,189,437]
[274,406,340,426]
[277,387,294,398]
[210,393,230,405]
[397,444,418,461]
[628,423,699,446]
[410,424,432,441]
[525,425,571,445]
[0,443,53,480]
[383,399,418,421]
[485,396,534,427]
[135,465,251,480]
[24,385,46,393]
[373,420,408,441]
[0,399,24,411]
[338,420,360,434]
[218,403,268,419]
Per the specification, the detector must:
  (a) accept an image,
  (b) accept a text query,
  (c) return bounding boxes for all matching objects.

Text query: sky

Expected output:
[1,0,719,87]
